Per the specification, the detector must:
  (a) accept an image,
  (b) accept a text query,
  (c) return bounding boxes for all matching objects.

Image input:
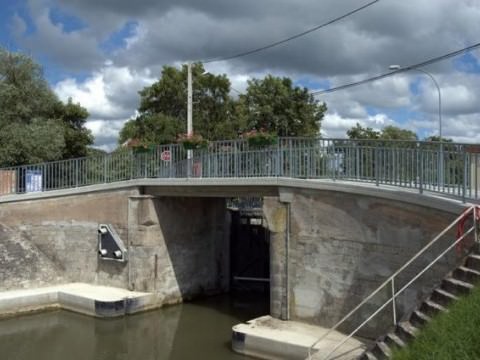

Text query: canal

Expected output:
[0,293,268,360]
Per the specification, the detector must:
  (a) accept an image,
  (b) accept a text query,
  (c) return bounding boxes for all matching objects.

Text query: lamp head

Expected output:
[389,65,401,70]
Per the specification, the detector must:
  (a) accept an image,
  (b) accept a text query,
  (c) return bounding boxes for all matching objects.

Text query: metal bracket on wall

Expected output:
[98,224,128,262]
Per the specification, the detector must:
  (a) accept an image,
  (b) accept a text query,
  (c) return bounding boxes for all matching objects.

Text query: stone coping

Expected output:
[0,283,156,318]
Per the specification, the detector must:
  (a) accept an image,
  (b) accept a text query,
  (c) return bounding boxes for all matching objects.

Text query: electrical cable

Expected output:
[200,0,380,64]
[311,41,480,96]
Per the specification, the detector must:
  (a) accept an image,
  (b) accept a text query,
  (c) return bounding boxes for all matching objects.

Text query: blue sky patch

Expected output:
[100,21,138,54]
[454,52,480,73]
[49,5,87,33]
[295,77,331,91]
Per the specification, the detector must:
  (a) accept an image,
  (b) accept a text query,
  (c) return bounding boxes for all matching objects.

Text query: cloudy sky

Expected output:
[1,0,480,150]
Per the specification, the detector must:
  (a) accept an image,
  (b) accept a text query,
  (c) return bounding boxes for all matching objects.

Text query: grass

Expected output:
[392,285,480,360]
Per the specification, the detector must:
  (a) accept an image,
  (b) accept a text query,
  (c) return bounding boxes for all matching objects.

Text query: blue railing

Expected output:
[0,138,479,202]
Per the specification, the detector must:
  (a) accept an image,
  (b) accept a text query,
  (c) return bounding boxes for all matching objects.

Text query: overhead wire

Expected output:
[200,0,380,64]
[310,41,480,96]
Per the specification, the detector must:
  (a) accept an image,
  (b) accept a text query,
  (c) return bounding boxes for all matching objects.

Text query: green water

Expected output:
[0,294,267,360]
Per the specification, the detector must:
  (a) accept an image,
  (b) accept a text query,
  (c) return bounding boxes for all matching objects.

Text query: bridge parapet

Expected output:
[0,138,478,202]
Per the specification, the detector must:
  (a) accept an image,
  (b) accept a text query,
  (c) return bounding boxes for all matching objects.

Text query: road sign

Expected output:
[160,150,171,161]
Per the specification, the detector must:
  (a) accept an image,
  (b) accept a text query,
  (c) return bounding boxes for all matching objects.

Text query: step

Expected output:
[360,351,379,360]
[370,341,391,360]
[430,288,459,307]
[466,254,480,271]
[420,299,448,317]
[409,310,432,327]
[441,278,473,296]
[395,322,418,343]
[384,332,406,349]
[453,266,480,283]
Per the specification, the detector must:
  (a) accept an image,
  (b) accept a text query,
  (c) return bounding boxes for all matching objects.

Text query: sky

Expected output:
[1,0,480,151]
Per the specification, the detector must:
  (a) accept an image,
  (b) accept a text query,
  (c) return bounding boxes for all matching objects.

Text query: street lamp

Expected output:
[389,64,444,188]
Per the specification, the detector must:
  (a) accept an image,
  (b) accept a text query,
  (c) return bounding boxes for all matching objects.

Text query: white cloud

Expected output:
[10,0,480,146]
[54,65,156,150]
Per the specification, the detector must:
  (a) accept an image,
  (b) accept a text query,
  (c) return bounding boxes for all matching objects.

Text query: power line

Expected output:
[311,41,480,96]
[201,0,380,64]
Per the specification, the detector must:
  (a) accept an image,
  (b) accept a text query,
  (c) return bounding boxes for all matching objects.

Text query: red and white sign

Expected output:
[160,150,171,161]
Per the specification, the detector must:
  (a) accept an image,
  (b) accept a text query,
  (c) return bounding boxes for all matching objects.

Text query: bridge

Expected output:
[0,138,479,358]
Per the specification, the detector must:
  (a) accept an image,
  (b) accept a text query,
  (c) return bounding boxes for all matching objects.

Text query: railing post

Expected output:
[419,145,424,194]
[474,207,478,244]
[103,155,107,183]
[75,159,79,187]
[375,143,379,187]
[463,151,468,203]
[391,278,397,325]
[276,140,281,177]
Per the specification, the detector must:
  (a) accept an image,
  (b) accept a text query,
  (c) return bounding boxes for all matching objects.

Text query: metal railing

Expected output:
[0,138,479,201]
[307,205,479,360]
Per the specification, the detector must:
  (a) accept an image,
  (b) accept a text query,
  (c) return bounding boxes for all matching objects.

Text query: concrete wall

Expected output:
[0,189,229,307]
[264,188,461,338]
[0,189,135,290]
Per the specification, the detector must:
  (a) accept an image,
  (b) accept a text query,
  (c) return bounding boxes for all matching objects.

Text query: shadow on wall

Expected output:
[129,195,229,303]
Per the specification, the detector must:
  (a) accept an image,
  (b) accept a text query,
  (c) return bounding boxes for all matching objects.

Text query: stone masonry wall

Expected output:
[264,188,461,339]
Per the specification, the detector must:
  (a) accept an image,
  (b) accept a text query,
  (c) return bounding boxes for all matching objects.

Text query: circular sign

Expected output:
[160,150,171,161]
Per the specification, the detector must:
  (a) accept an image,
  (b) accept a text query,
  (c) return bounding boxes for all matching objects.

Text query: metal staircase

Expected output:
[307,205,480,360]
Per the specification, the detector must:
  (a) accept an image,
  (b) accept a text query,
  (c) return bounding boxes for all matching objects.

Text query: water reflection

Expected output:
[0,293,267,360]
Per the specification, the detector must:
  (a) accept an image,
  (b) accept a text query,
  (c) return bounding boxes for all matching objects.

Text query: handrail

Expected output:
[307,205,479,359]
[0,137,478,202]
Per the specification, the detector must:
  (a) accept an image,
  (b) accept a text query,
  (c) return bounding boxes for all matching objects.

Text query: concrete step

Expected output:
[465,254,480,271]
[453,266,480,283]
[441,277,474,296]
[370,341,391,360]
[430,288,459,307]
[409,310,432,327]
[360,351,379,360]
[384,332,406,349]
[395,322,418,343]
[420,299,448,317]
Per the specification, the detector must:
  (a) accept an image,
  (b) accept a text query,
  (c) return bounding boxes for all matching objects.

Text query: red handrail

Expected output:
[456,206,480,255]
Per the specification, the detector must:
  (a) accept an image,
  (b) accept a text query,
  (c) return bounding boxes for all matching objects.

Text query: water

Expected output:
[0,293,268,360]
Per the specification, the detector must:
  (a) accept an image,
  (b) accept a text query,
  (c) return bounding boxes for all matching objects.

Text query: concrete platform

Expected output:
[0,283,155,318]
[232,316,367,360]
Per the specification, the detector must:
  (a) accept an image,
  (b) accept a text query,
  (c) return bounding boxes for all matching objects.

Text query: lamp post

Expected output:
[389,65,444,188]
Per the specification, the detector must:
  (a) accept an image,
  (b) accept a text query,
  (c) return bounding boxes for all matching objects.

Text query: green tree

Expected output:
[347,123,417,141]
[0,48,93,166]
[126,62,240,145]
[53,98,93,158]
[347,123,380,140]
[0,48,58,126]
[241,75,326,137]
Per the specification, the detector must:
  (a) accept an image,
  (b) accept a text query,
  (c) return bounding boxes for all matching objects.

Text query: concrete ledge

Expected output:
[232,316,366,360]
[0,283,154,318]
[0,177,475,214]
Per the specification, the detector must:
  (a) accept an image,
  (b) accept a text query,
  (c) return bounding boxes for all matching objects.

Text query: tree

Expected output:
[53,98,93,159]
[0,48,93,166]
[241,75,326,137]
[347,123,380,140]
[118,113,183,146]
[347,123,417,141]
[0,48,58,126]
[126,62,240,145]
[381,125,417,141]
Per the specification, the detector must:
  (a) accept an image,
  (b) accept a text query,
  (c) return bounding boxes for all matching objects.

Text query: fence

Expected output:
[0,138,479,202]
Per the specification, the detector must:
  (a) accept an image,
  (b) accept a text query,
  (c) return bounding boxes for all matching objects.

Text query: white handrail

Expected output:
[307,205,477,359]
